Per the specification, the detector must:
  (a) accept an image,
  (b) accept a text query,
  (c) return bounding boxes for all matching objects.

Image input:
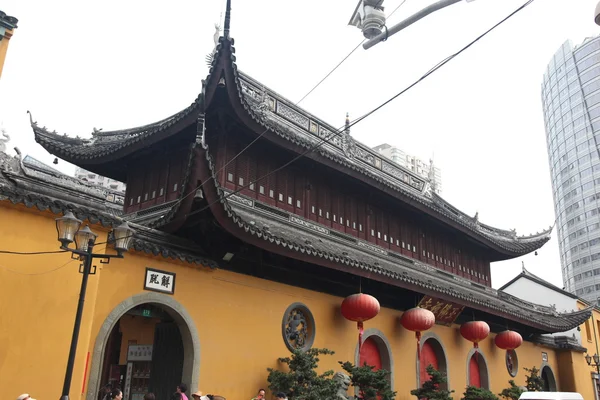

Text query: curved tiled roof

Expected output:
[0,150,217,268]
[30,35,551,258]
[192,136,590,334]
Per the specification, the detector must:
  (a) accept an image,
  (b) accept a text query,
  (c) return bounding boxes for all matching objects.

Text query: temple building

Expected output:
[0,5,598,400]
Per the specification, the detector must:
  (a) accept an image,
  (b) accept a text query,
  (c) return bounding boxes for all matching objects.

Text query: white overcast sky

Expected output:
[1,0,599,290]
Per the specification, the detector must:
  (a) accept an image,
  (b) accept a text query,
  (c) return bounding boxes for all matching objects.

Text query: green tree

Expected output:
[410,365,454,400]
[461,386,499,400]
[267,348,340,400]
[339,361,396,400]
[523,367,544,392]
[499,380,525,400]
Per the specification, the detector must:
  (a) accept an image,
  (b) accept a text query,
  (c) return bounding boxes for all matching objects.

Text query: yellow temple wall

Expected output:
[0,202,590,400]
[0,25,15,79]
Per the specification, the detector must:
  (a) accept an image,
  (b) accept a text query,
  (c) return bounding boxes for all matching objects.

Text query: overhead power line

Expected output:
[184,0,536,220]
[171,0,411,210]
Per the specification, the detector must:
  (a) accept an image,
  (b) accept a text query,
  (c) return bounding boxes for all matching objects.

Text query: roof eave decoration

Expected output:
[0,149,217,268]
[202,31,552,259]
[29,7,551,258]
[28,93,202,165]
[193,137,589,333]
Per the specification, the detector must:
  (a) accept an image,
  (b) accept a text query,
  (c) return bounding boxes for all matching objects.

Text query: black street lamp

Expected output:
[56,211,135,400]
[586,353,600,374]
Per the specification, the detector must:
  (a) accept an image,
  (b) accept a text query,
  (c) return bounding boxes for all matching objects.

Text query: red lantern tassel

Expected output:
[416,331,422,363]
[358,321,364,352]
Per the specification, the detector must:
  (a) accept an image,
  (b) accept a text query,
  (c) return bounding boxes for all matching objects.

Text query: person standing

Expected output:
[251,389,266,400]
[177,383,189,400]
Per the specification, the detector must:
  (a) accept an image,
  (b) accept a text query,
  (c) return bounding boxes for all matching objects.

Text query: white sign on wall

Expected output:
[144,268,176,295]
[127,344,153,362]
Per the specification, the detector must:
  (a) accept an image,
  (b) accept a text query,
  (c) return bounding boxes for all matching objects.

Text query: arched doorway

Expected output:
[86,292,200,400]
[417,335,448,389]
[354,329,394,388]
[541,365,557,392]
[466,349,489,390]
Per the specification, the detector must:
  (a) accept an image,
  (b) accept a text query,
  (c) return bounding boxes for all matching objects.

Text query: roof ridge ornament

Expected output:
[205,23,222,67]
[341,112,357,159]
[224,0,232,39]
[0,126,9,154]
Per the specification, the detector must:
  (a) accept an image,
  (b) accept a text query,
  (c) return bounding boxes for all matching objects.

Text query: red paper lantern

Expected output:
[494,330,523,350]
[460,321,490,349]
[341,293,380,350]
[400,307,435,362]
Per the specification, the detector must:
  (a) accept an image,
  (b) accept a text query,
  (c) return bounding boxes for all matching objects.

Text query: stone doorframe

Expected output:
[85,292,201,399]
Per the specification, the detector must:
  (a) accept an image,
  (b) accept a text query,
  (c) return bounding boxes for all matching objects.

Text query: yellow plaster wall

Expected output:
[0,203,110,400]
[0,202,588,400]
[89,247,566,400]
[0,27,15,79]
[577,299,600,399]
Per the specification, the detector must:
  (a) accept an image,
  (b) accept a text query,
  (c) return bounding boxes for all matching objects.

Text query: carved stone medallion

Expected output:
[281,302,316,352]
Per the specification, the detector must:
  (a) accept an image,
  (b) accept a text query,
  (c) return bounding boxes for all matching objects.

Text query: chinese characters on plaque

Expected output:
[144,268,176,295]
[127,345,153,362]
[417,295,464,326]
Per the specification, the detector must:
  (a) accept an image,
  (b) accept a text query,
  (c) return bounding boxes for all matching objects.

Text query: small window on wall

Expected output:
[585,320,592,341]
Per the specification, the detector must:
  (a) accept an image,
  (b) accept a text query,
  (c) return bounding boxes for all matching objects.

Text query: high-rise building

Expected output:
[542,36,600,303]
[372,143,442,194]
[74,167,126,193]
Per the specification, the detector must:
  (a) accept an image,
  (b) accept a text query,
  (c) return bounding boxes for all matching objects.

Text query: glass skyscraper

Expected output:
[542,36,600,304]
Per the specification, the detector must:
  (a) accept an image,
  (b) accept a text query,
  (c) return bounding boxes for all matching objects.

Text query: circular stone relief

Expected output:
[281,302,316,352]
[506,349,518,377]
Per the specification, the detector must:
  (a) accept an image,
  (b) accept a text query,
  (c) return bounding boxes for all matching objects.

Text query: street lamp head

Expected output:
[111,221,136,254]
[596,1,600,26]
[349,0,386,40]
[55,211,82,248]
[74,225,98,252]
[586,353,592,365]
[594,353,600,365]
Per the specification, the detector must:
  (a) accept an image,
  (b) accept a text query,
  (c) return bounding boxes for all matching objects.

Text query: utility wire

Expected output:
[184,0,536,220]
[0,258,76,275]
[0,250,68,255]
[169,0,411,211]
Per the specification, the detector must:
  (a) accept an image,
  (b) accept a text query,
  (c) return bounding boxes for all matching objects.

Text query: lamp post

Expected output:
[55,211,135,400]
[348,0,476,50]
[586,353,600,374]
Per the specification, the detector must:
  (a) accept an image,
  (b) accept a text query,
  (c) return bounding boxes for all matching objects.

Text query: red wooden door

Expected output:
[420,341,439,384]
[359,338,382,370]
[469,354,481,388]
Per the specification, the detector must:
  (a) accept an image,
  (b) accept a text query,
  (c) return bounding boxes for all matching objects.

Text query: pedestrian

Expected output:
[177,383,189,400]
[143,393,156,400]
[17,394,36,400]
[172,393,183,400]
[99,384,112,400]
[191,391,203,400]
[106,388,123,400]
[275,393,288,400]
[251,389,266,400]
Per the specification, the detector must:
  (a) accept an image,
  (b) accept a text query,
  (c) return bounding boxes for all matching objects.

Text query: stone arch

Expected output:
[354,328,394,389]
[416,332,450,390]
[466,348,490,390]
[86,292,200,399]
[540,362,558,392]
